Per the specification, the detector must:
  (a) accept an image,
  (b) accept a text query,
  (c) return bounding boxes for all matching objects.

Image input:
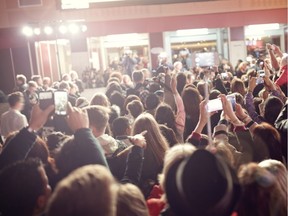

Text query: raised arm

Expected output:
[0,104,54,170]
[266,43,280,71]
[171,73,185,132]
[65,104,108,168]
[244,77,263,124]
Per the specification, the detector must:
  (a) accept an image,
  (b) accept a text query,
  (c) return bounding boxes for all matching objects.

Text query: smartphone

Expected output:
[54,91,68,116]
[221,72,228,79]
[227,94,236,111]
[256,77,264,85]
[206,98,223,112]
[258,70,265,78]
[39,91,53,110]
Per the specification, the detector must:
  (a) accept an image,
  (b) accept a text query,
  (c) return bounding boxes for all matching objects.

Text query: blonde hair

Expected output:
[132,113,169,166]
[116,183,149,216]
[46,165,117,216]
[207,141,235,168]
[90,93,110,107]
[237,163,287,216]
[159,144,196,192]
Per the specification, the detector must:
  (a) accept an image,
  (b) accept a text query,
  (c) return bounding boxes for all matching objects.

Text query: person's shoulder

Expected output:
[0,110,9,119]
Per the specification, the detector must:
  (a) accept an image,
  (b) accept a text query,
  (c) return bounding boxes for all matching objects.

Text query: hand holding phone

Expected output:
[54,91,68,116]
[39,91,53,110]
[206,98,223,112]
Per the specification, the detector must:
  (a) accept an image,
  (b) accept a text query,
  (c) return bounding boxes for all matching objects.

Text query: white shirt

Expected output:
[0,108,28,138]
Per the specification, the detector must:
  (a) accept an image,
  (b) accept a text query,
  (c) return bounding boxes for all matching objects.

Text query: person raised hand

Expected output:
[194,100,216,134]
[219,94,243,126]
[248,77,257,93]
[66,103,89,132]
[263,76,276,91]
[28,104,54,132]
[129,130,147,148]
[235,103,248,120]
[170,73,178,94]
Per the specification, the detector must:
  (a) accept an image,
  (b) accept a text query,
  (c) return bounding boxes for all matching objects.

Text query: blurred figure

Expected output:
[31,75,43,91]
[0,159,51,216]
[14,74,28,92]
[43,77,51,91]
[1,92,27,138]
[22,81,38,120]
[46,165,116,216]
[117,183,149,216]
[237,163,286,216]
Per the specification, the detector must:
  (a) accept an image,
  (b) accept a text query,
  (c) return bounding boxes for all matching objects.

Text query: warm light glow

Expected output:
[247,23,280,31]
[81,25,87,32]
[68,23,80,34]
[33,28,41,35]
[176,28,209,36]
[22,26,33,37]
[59,25,68,34]
[44,26,53,35]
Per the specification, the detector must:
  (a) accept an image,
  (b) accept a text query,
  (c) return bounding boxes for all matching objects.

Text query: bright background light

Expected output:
[33,28,41,35]
[59,25,68,34]
[44,26,53,35]
[81,25,87,32]
[22,26,33,37]
[68,23,80,34]
[176,28,209,36]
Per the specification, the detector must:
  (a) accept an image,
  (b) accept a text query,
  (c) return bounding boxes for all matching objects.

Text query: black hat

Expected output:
[165,149,241,216]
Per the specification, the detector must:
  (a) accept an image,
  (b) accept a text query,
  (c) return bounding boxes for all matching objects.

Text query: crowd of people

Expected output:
[0,43,287,216]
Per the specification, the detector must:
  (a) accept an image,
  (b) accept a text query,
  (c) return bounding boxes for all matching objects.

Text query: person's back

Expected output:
[1,92,27,138]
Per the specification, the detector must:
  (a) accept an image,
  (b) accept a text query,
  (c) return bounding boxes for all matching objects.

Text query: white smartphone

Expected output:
[54,91,68,116]
[206,98,223,113]
[227,94,236,111]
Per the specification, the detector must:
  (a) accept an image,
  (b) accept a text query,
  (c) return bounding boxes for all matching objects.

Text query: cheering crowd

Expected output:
[0,43,287,216]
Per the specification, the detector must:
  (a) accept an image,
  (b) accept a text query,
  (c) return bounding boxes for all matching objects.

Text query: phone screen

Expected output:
[258,70,265,78]
[227,95,236,111]
[221,72,228,79]
[256,77,264,85]
[39,91,53,110]
[206,98,223,112]
[54,91,68,116]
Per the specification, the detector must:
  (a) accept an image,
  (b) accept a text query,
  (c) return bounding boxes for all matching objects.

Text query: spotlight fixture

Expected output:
[59,25,68,34]
[68,23,80,34]
[22,26,33,37]
[33,28,41,35]
[44,26,53,35]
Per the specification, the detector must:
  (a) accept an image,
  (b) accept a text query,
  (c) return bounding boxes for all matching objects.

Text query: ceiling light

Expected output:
[59,25,68,34]
[22,26,33,37]
[81,25,87,32]
[33,28,41,35]
[68,23,80,34]
[44,26,53,35]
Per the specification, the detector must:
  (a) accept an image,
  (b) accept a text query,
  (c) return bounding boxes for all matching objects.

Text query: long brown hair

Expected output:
[237,163,287,216]
[181,87,201,118]
[231,78,246,97]
[132,113,169,166]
